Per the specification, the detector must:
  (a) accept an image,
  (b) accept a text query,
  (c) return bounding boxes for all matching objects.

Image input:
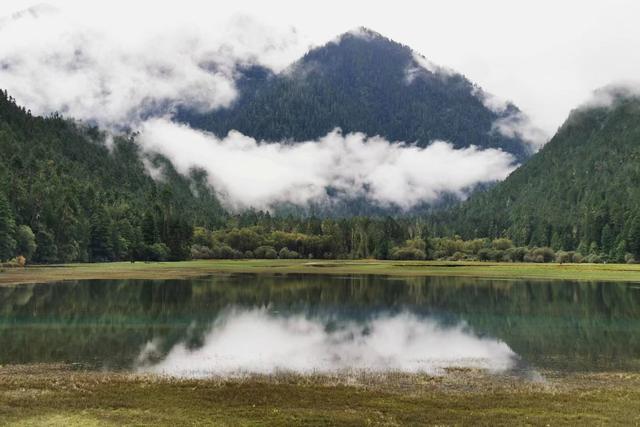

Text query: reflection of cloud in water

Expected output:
[137,309,516,377]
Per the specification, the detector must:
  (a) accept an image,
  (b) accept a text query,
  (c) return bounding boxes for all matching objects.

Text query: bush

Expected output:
[244,250,255,259]
[191,244,215,259]
[477,248,492,261]
[504,247,527,262]
[254,245,278,259]
[583,253,603,264]
[556,250,571,264]
[278,247,300,259]
[146,243,170,261]
[491,238,513,251]
[391,247,425,260]
[524,247,555,263]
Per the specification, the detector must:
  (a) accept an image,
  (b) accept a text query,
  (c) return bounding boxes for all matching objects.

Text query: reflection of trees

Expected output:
[0,275,639,371]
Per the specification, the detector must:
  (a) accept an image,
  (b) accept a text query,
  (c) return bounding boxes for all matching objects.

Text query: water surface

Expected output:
[1,274,639,376]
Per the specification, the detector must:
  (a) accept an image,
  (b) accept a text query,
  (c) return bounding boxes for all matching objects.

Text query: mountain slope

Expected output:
[177,28,532,161]
[436,95,640,260]
[0,91,225,263]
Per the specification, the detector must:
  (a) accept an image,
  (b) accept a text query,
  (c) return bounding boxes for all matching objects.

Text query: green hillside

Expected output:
[0,91,225,263]
[435,96,640,261]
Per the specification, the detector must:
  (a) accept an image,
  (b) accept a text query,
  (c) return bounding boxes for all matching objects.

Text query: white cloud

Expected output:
[581,82,640,109]
[471,88,548,150]
[137,309,516,377]
[138,119,516,210]
[0,5,307,127]
[3,0,640,137]
[405,52,456,84]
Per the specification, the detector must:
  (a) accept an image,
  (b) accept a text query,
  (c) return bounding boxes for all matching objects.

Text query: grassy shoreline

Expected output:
[1,364,639,426]
[1,259,640,286]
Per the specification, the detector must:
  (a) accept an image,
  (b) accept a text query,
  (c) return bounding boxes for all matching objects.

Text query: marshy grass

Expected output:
[2,259,640,287]
[1,364,639,425]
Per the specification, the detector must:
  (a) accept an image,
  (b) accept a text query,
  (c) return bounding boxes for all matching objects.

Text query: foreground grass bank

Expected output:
[0,365,639,426]
[1,259,640,286]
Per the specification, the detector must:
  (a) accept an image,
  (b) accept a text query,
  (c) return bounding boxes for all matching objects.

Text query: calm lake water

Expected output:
[1,274,639,376]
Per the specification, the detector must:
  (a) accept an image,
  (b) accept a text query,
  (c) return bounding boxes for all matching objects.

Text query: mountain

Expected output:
[0,90,225,263]
[177,28,533,161]
[434,94,640,261]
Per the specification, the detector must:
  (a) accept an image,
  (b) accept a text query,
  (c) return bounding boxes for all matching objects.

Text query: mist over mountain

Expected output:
[177,28,536,161]
[435,90,640,261]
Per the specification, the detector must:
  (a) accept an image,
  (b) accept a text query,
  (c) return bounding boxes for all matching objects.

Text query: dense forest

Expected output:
[0,90,225,264]
[177,28,532,161]
[2,86,640,265]
[432,96,640,262]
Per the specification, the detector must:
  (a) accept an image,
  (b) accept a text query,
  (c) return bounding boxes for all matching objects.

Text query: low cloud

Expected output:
[0,5,305,128]
[405,52,456,84]
[491,112,548,151]
[473,89,548,150]
[139,119,517,210]
[581,82,640,109]
[137,309,516,377]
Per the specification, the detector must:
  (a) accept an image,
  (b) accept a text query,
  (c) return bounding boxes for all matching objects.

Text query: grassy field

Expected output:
[1,258,640,286]
[1,365,639,426]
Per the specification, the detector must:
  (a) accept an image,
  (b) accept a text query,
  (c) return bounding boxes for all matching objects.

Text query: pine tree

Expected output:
[628,215,640,259]
[0,192,16,261]
[89,209,114,262]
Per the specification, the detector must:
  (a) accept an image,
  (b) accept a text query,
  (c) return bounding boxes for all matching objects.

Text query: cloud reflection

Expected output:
[137,309,516,377]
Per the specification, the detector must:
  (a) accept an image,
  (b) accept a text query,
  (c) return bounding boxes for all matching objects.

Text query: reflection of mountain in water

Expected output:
[0,274,639,372]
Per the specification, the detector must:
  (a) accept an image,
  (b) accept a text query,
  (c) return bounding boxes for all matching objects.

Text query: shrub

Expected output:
[477,248,492,261]
[278,247,300,259]
[491,238,513,251]
[254,245,278,259]
[556,250,571,264]
[391,247,425,260]
[191,244,214,259]
[525,247,555,263]
[147,243,170,261]
[584,253,603,264]
[504,247,527,262]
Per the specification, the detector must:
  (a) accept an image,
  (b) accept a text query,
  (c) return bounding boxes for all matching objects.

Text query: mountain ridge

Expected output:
[177,28,534,161]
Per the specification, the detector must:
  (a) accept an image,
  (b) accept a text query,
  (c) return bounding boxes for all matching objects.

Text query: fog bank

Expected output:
[139,120,517,210]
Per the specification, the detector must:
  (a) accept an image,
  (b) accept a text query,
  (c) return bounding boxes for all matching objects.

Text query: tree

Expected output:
[89,209,114,262]
[15,225,36,261]
[142,211,160,245]
[374,237,390,260]
[0,192,16,261]
[34,229,58,263]
[628,215,640,259]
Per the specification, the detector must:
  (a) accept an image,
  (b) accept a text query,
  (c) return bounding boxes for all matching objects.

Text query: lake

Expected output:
[1,274,639,377]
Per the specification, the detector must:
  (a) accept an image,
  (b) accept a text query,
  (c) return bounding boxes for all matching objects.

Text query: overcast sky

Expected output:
[3,0,640,135]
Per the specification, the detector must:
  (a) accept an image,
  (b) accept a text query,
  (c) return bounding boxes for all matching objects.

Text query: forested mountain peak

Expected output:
[176,29,534,160]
